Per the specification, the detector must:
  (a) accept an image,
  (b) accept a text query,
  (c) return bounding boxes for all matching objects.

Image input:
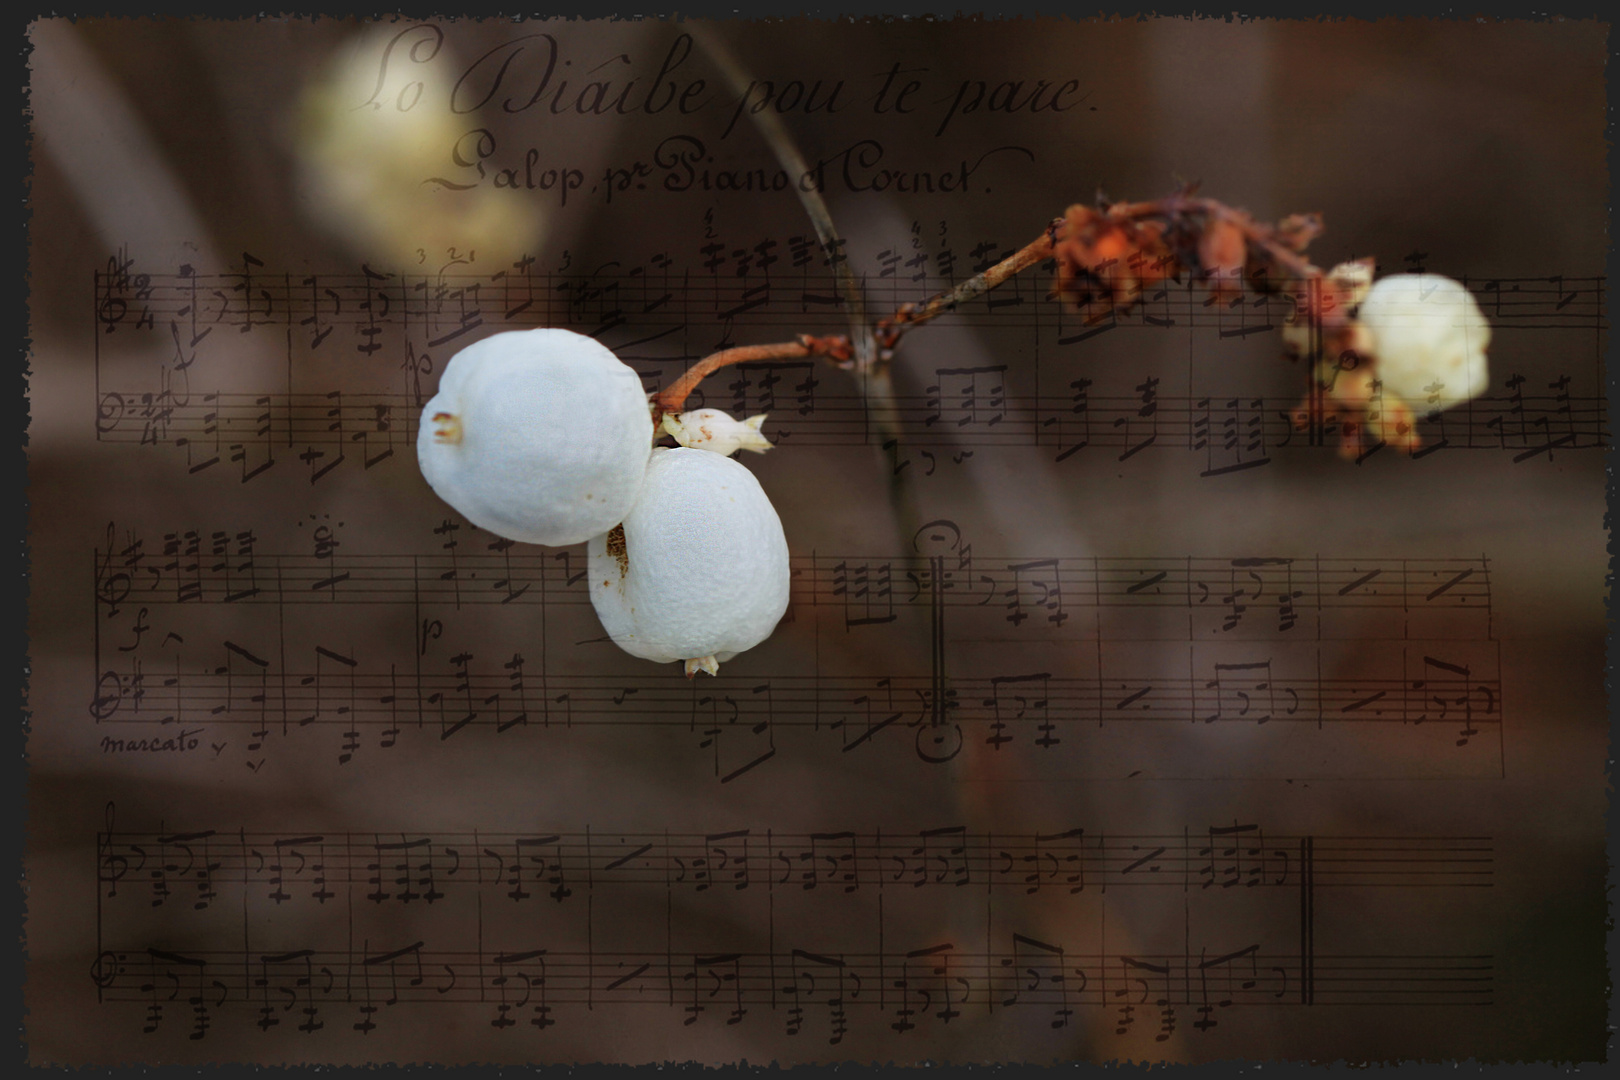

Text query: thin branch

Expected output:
[655,223,1064,415]
[686,25,874,368]
[654,335,852,416]
[655,192,1332,424]
[873,220,1064,351]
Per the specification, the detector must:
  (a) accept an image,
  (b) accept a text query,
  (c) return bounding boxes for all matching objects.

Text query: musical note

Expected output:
[1002,933,1076,1029]
[354,941,425,1034]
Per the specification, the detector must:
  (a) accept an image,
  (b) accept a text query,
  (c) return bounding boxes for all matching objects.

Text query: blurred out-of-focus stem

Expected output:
[685,24,873,369]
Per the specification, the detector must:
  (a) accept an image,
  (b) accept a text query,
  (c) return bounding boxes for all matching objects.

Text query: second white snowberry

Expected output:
[588,447,790,677]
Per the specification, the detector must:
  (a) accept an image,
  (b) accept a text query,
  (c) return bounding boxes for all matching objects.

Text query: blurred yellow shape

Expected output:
[294,23,546,269]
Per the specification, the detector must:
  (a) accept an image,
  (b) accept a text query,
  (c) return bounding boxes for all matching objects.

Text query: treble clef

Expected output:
[97,802,128,897]
[96,522,131,605]
[96,252,132,332]
[96,552,131,613]
[96,292,127,333]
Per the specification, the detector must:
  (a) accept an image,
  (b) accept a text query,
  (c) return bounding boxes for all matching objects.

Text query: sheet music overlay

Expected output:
[23,16,1611,1065]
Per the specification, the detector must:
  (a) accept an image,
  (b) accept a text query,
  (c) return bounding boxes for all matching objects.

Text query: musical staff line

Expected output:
[95,825,1492,902]
[87,668,1502,736]
[92,259,1610,338]
[95,545,1495,621]
[90,526,1503,774]
[93,385,1609,479]
[92,245,1609,483]
[93,944,1492,1013]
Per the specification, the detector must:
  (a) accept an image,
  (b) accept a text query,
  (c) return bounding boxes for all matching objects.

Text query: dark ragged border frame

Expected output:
[13,2,1616,1073]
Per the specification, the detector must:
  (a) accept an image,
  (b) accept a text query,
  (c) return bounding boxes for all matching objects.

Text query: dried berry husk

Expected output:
[1243,247,1284,295]
[1197,216,1249,302]
[1052,204,1179,313]
[1274,212,1324,254]
[1281,258,1375,362]
[1291,358,1421,461]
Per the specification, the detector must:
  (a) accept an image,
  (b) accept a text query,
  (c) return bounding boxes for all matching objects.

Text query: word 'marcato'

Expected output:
[363,25,1088,141]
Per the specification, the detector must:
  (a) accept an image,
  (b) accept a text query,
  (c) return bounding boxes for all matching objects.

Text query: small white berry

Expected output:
[588,447,790,676]
[661,408,774,456]
[1356,274,1492,409]
[417,328,653,546]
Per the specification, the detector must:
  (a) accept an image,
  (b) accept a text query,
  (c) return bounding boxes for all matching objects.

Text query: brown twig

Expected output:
[653,224,1064,417]
[873,219,1065,352]
[653,335,853,416]
[654,192,1329,422]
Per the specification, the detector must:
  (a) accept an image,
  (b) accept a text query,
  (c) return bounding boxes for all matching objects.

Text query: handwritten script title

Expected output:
[356,25,1089,203]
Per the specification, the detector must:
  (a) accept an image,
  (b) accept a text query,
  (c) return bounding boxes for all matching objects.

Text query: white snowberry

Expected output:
[588,447,790,677]
[1356,274,1492,409]
[661,408,773,456]
[417,328,653,546]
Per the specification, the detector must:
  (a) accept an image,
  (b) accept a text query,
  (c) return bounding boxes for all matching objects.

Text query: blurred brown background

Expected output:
[23,16,1610,1064]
